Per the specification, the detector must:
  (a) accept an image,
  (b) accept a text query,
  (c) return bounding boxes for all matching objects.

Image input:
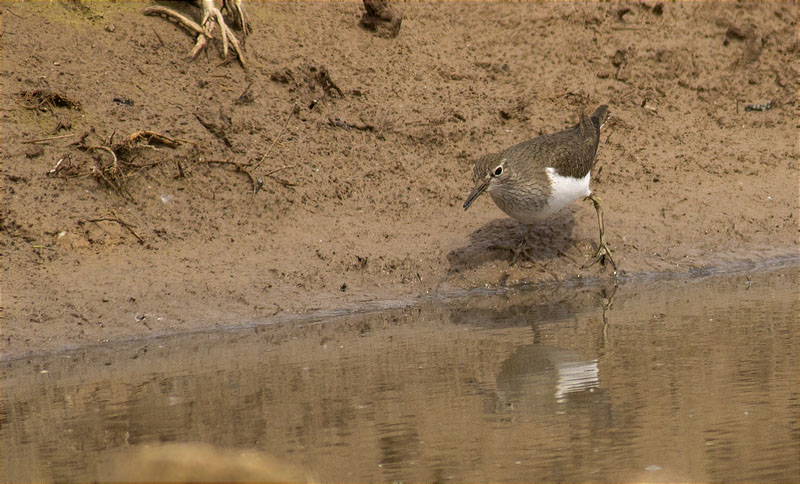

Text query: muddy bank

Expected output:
[2,2,798,358]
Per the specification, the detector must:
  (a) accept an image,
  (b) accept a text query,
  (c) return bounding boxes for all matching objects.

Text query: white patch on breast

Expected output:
[544,167,591,215]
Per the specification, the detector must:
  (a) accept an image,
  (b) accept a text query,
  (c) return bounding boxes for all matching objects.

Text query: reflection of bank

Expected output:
[494,344,600,411]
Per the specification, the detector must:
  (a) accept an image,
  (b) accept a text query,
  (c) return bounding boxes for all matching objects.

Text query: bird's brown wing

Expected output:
[502,122,600,180]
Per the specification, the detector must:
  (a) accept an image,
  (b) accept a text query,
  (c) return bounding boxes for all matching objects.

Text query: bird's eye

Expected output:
[493,165,503,177]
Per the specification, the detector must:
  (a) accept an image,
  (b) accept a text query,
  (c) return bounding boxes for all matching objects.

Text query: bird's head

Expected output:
[463,156,508,211]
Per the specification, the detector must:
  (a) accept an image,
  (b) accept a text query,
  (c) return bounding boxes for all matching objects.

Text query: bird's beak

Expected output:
[463,178,490,211]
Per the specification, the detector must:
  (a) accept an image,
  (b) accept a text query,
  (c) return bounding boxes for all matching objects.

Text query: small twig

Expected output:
[328,117,375,132]
[202,157,251,168]
[22,133,76,144]
[229,163,260,194]
[235,81,254,105]
[262,164,295,177]
[270,178,297,188]
[127,130,181,148]
[87,149,133,200]
[152,27,166,47]
[261,164,297,188]
[3,5,24,18]
[128,159,164,169]
[253,105,297,170]
[47,157,66,177]
[88,145,118,166]
[86,214,144,244]
[20,101,47,110]
[90,159,113,185]
[200,158,260,194]
[176,160,186,179]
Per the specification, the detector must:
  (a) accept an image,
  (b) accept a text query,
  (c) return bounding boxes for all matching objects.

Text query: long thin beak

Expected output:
[463,178,489,211]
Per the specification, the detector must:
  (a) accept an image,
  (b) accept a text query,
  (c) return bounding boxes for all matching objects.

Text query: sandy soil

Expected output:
[2,1,798,359]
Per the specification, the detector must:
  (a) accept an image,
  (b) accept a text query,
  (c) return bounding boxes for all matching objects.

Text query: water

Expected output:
[2,266,798,482]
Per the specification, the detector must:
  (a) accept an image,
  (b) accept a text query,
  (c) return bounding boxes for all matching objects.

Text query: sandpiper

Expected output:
[463,105,615,270]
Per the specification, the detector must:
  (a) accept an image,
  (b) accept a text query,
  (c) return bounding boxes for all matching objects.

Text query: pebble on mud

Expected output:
[360,0,403,38]
[25,145,45,158]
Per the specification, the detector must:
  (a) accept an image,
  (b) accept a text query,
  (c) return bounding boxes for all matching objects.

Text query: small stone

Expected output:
[726,26,749,41]
[360,0,402,38]
[611,49,627,67]
[25,145,45,158]
[652,3,664,15]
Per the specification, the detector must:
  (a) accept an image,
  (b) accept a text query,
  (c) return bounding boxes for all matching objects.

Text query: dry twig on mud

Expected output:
[253,105,298,170]
[47,156,67,177]
[88,145,119,168]
[83,213,144,244]
[262,164,297,187]
[86,145,132,199]
[328,116,375,132]
[51,129,184,200]
[262,164,295,177]
[201,158,261,194]
[235,82,255,105]
[126,130,184,147]
[200,158,297,193]
[194,105,299,194]
[23,134,77,144]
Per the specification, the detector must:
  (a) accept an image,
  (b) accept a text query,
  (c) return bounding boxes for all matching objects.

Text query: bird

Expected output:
[463,105,616,270]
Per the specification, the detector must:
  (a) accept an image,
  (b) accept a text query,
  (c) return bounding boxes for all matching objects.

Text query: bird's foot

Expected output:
[510,244,534,266]
[489,242,534,266]
[583,194,617,273]
[144,0,246,67]
[582,238,616,271]
[489,226,535,266]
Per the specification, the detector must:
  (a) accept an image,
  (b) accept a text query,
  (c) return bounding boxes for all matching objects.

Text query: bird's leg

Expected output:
[582,194,617,271]
[511,225,535,265]
[144,0,246,67]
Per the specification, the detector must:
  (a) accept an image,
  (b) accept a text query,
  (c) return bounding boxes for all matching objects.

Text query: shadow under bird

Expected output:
[463,105,616,270]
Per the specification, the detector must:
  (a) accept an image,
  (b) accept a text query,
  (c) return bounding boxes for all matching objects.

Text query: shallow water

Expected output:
[2,266,798,482]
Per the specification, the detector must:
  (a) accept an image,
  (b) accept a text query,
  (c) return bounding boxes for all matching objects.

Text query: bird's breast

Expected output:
[487,167,591,225]
[544,167,591,213]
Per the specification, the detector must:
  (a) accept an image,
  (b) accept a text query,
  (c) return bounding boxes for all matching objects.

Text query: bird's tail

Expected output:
[590,105,610,131]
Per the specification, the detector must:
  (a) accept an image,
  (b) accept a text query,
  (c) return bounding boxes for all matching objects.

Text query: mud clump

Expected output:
[271,64,344,109]
[16,89,81,111]
[360,0,402,38]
